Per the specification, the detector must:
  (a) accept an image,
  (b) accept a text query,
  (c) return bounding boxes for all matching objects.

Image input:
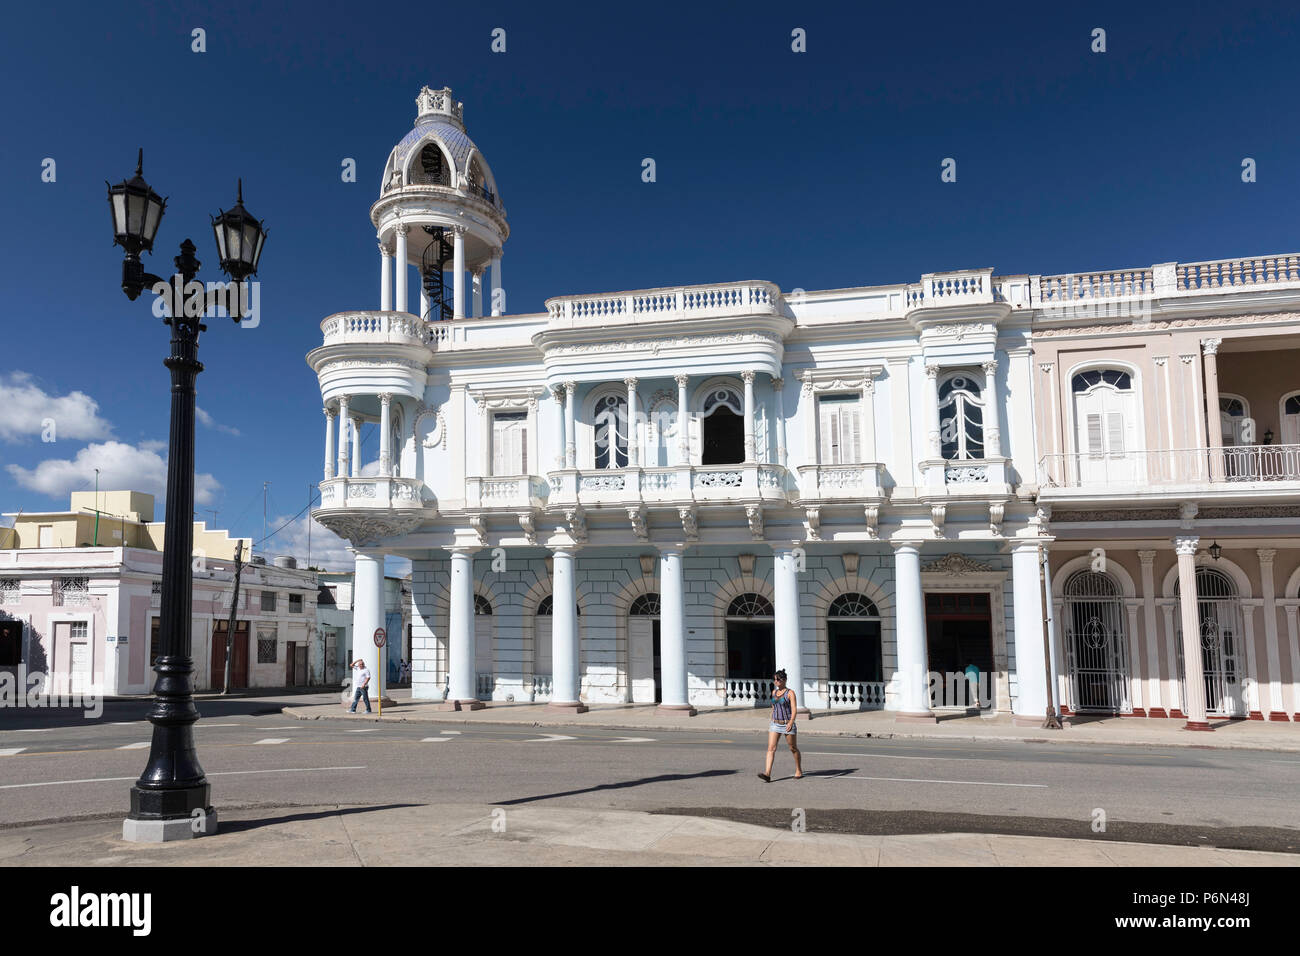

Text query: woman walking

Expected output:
[758,669,802,781]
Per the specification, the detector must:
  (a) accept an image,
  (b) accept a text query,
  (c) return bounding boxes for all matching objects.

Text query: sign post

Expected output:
[373,627,387,717]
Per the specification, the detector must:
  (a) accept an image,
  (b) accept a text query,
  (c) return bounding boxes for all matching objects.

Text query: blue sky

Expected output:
[1,0,1296,569]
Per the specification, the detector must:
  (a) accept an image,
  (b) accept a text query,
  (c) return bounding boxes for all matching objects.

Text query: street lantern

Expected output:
[211,179,267,281]
[106,149,267,843]
[107,149,168,299]
[1208,541,1223,561]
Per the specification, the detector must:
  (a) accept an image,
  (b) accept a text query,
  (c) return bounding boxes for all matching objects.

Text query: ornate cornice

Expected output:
[546,331,782,357]
[1033,311,1300,337]
[314,511,425,547]
[320,359,427,373]
[921,553,995,574]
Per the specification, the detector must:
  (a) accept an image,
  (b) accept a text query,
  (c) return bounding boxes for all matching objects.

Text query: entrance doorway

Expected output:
[628,592,661,703]
[725,592,775,705]
[211,619,249,690]
[1175,567,1245,716]
[924,592,993,708]
[826,592,884,709]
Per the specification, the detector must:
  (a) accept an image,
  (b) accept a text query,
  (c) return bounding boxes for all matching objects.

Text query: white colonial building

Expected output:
[308,87,1300,729]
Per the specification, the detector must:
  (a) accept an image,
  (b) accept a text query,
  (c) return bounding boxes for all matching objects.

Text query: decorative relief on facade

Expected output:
[679,507,698,540]
[930,503,947,536]
[925,323,996,339]
[1049,509,1181,522]
[414,403,445,448]
[518,513,536,545]
[1032,312,1300,337]
[546,331,781,357]
[697,469,742,487]
[863,505,879,537]
[581,474,626,491]
[803,507,820,541]
[921,553,995,574]
[319,359,427,373]
[566,508,587,543]
[314,512,424,546]
[945,465,989,483]
[628,507,647,540]
[989,502,1005,536]
[745,505,764,541]
[1199,506,1300,519]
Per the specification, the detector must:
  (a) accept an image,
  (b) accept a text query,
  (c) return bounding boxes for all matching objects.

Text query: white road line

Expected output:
[827,774,1047,788]
[0,766,367,791]
[0,748,26,756]
[117,742,149,750]
[110,722,137,726]
[607,736,656,743]
[420,737,451,742]
[523,733,576,743]
[12,728,60,733]
[440,730,462,735]
[804,751,949,761]
[254,726,310,730]
[254,738,290,745]
[197,723,243,728]
[346,729,379,733]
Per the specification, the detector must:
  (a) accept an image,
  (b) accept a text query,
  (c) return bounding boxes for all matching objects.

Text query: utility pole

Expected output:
[94,469,100,547]
[1039,543,1062,730]
[261,481,270,558]
[222,540,245,695]
[306,483,312,569]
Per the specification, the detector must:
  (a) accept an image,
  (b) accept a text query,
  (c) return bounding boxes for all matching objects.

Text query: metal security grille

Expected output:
[1175,568,1243,716]
[1062,570,1130,712]
[629,593,660,615]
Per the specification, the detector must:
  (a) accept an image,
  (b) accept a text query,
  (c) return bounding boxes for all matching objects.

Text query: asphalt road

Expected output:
[3,695,1299,852]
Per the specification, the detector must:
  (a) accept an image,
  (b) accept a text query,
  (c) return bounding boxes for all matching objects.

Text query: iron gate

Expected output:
[1175,567,1244,716]
[1063,570,1131,712]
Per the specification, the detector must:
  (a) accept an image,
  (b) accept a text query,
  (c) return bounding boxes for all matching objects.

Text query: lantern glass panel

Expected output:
[143,198,163,244]
[127,192,146,236]
[112,193,127,237]
[241,222,259,265]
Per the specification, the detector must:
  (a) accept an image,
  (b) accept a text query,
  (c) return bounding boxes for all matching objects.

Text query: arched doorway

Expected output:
[826,593,884,709]
[700,386,744,465]
[474,594,493,700]
[1175,567,1244,716]
[628,593,660,703]
[1062,570,1131,712]
[725,592,774,705]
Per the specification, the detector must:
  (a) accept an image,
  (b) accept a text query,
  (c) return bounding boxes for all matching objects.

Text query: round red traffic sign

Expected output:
[373,627,387,648]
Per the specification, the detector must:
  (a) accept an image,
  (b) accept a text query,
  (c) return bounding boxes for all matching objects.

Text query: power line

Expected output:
[253,488,320,548]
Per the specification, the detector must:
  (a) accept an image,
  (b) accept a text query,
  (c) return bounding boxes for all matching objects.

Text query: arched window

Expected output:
[827,593,880,617]
[536,595,580,616]
[701,386,744,466]
[938,372,984,460]
[1173,567,1243,716]
[411,142,450,186]
[630,593,660,615]
[593,393,628,469]
[474,594,492,615]
[1281,392,1300,445]
[1062,570,1130,712]
[727,593,774,619]
[1219,395,1249,447]
[1070,366,1138,482]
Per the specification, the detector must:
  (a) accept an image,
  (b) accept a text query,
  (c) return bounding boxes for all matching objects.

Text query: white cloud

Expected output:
[259,511,354,571]
[0,372,114,443]
[6,440,221,507]
[196,407,241,437]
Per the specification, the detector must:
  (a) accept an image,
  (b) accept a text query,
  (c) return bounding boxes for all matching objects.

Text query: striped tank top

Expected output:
[772,690,792,722]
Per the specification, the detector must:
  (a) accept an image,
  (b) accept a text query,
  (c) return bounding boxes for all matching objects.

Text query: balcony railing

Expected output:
[724,677,774,707]
[318,476,428,509]
[1038,445,1300,489]
[465,475,548,510]
[531,673,552,702]
[548,463,790,508]
[795,463,886,500]
[826,680,887,710]
[546,281,782,323]
[320,311,429,348]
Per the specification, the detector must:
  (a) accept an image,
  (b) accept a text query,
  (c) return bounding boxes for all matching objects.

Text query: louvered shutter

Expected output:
[1086,414,1104,455]
[1106,412,1125,454]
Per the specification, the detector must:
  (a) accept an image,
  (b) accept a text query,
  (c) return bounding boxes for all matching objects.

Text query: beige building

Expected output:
[3,491,250,560]
[1032,257,1300,724]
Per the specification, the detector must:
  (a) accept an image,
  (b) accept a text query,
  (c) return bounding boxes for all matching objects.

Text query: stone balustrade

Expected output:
[547,463,791,509]
[317,476,428,510]
[320,311,429,348]
[546,281,782,323]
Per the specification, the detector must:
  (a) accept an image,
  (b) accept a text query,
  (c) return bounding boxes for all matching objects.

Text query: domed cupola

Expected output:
[371,86,509,322]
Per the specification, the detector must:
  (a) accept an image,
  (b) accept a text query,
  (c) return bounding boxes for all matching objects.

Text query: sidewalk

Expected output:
[4,802,1296,866]
[283,693,1300,752]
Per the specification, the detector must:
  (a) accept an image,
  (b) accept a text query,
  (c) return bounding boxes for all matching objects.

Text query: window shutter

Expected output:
[1086,413,1103,455]
[1106,412,1125,454]
[843,404,861,464]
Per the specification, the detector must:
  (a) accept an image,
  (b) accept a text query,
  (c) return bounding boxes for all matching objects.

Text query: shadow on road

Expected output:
[218,802,424,834]
[495,769,739,806]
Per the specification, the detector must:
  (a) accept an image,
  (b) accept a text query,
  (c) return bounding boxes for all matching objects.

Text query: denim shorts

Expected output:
[769,721,796,735]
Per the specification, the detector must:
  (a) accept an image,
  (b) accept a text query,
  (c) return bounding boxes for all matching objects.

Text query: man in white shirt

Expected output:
[348,659,373,714]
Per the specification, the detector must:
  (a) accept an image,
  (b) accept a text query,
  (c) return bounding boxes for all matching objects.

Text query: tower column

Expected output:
[772,377,787,466]
[419,285,430,323]
[442,548,485,710]
[625,377,639,467]
[379,393,392,477]
[982,360,1003,457]
[564,381,577,468]
[336,395,350,477]
[774,545,809,716]
[324,405,336,480]
[452,226,466,319]
[394,224,409,314]
[675,373,690,465]
[379,242,392,312]
[352,550,386,705]
[925,364,941,458]
[1203,338,1225,481]
[742,370,756,463]
[656,547,695,715]
[548,548,586,711]
[351,418,362,477]
[552,385,566,469]
[1176,536,1213,730]
[472,266,483,318]
[490,250,503,316]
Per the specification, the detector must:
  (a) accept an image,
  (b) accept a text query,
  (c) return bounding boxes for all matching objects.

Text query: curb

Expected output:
[279,705,1300,753]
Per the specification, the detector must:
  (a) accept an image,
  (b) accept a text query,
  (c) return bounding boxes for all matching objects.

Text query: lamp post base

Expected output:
[123,783,217,842]
[123,807,218,843]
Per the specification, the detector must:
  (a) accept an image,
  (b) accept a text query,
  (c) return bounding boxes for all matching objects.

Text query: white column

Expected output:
[352,549,385,702]
[860,373,877,462]
[350,418,362,478]
[452,226,466,319]
[472,267,483,318]
[552,385,566,469]
[479,400,491,477]
[379,242,392,312]
[1011,542,1050,723]
[1242,604,1261,717]
[1042,547,1063,714]
[774,546,806,714]
[1203,338,1224,481]
[657,547,694,714]
[419,284,430,322]
[675,373,690,465]
[446,548,482,707]
[1259,549,1284,719]
[742,370,756,463]
[1161,602,1182,716]
[1125,602,1143,713]
[1284,605,1300,720]
[324,405,336,480]
[981,360,1002,457]
[394,224,408,315]
[548,548,585,711]
[772,377,787,467]
[1138,550,1164,715]
[379,393,392,477]
[490,249,503,316]
[336,396,350,477]
[1175,536,1212,730]
[625,377,639,467]
[564,381,577,468]
[925,364,941,458]
[892,543,933,719]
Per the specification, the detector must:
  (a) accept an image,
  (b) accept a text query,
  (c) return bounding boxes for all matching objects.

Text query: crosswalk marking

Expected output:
[0,748,26,756]
[346,729,379,733]
[117,742,149,750]
[420,737,451,743]
[440,730,462,735]
[254,738,290,745]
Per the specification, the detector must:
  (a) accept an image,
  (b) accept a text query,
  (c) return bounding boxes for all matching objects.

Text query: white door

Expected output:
[628,617,654,703]
[1074,387,1136,483]
[70,641,91,694]
[38,525,53,548]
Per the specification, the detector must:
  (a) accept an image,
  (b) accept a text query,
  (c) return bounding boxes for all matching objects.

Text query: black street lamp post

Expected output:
[108,150,266,842]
